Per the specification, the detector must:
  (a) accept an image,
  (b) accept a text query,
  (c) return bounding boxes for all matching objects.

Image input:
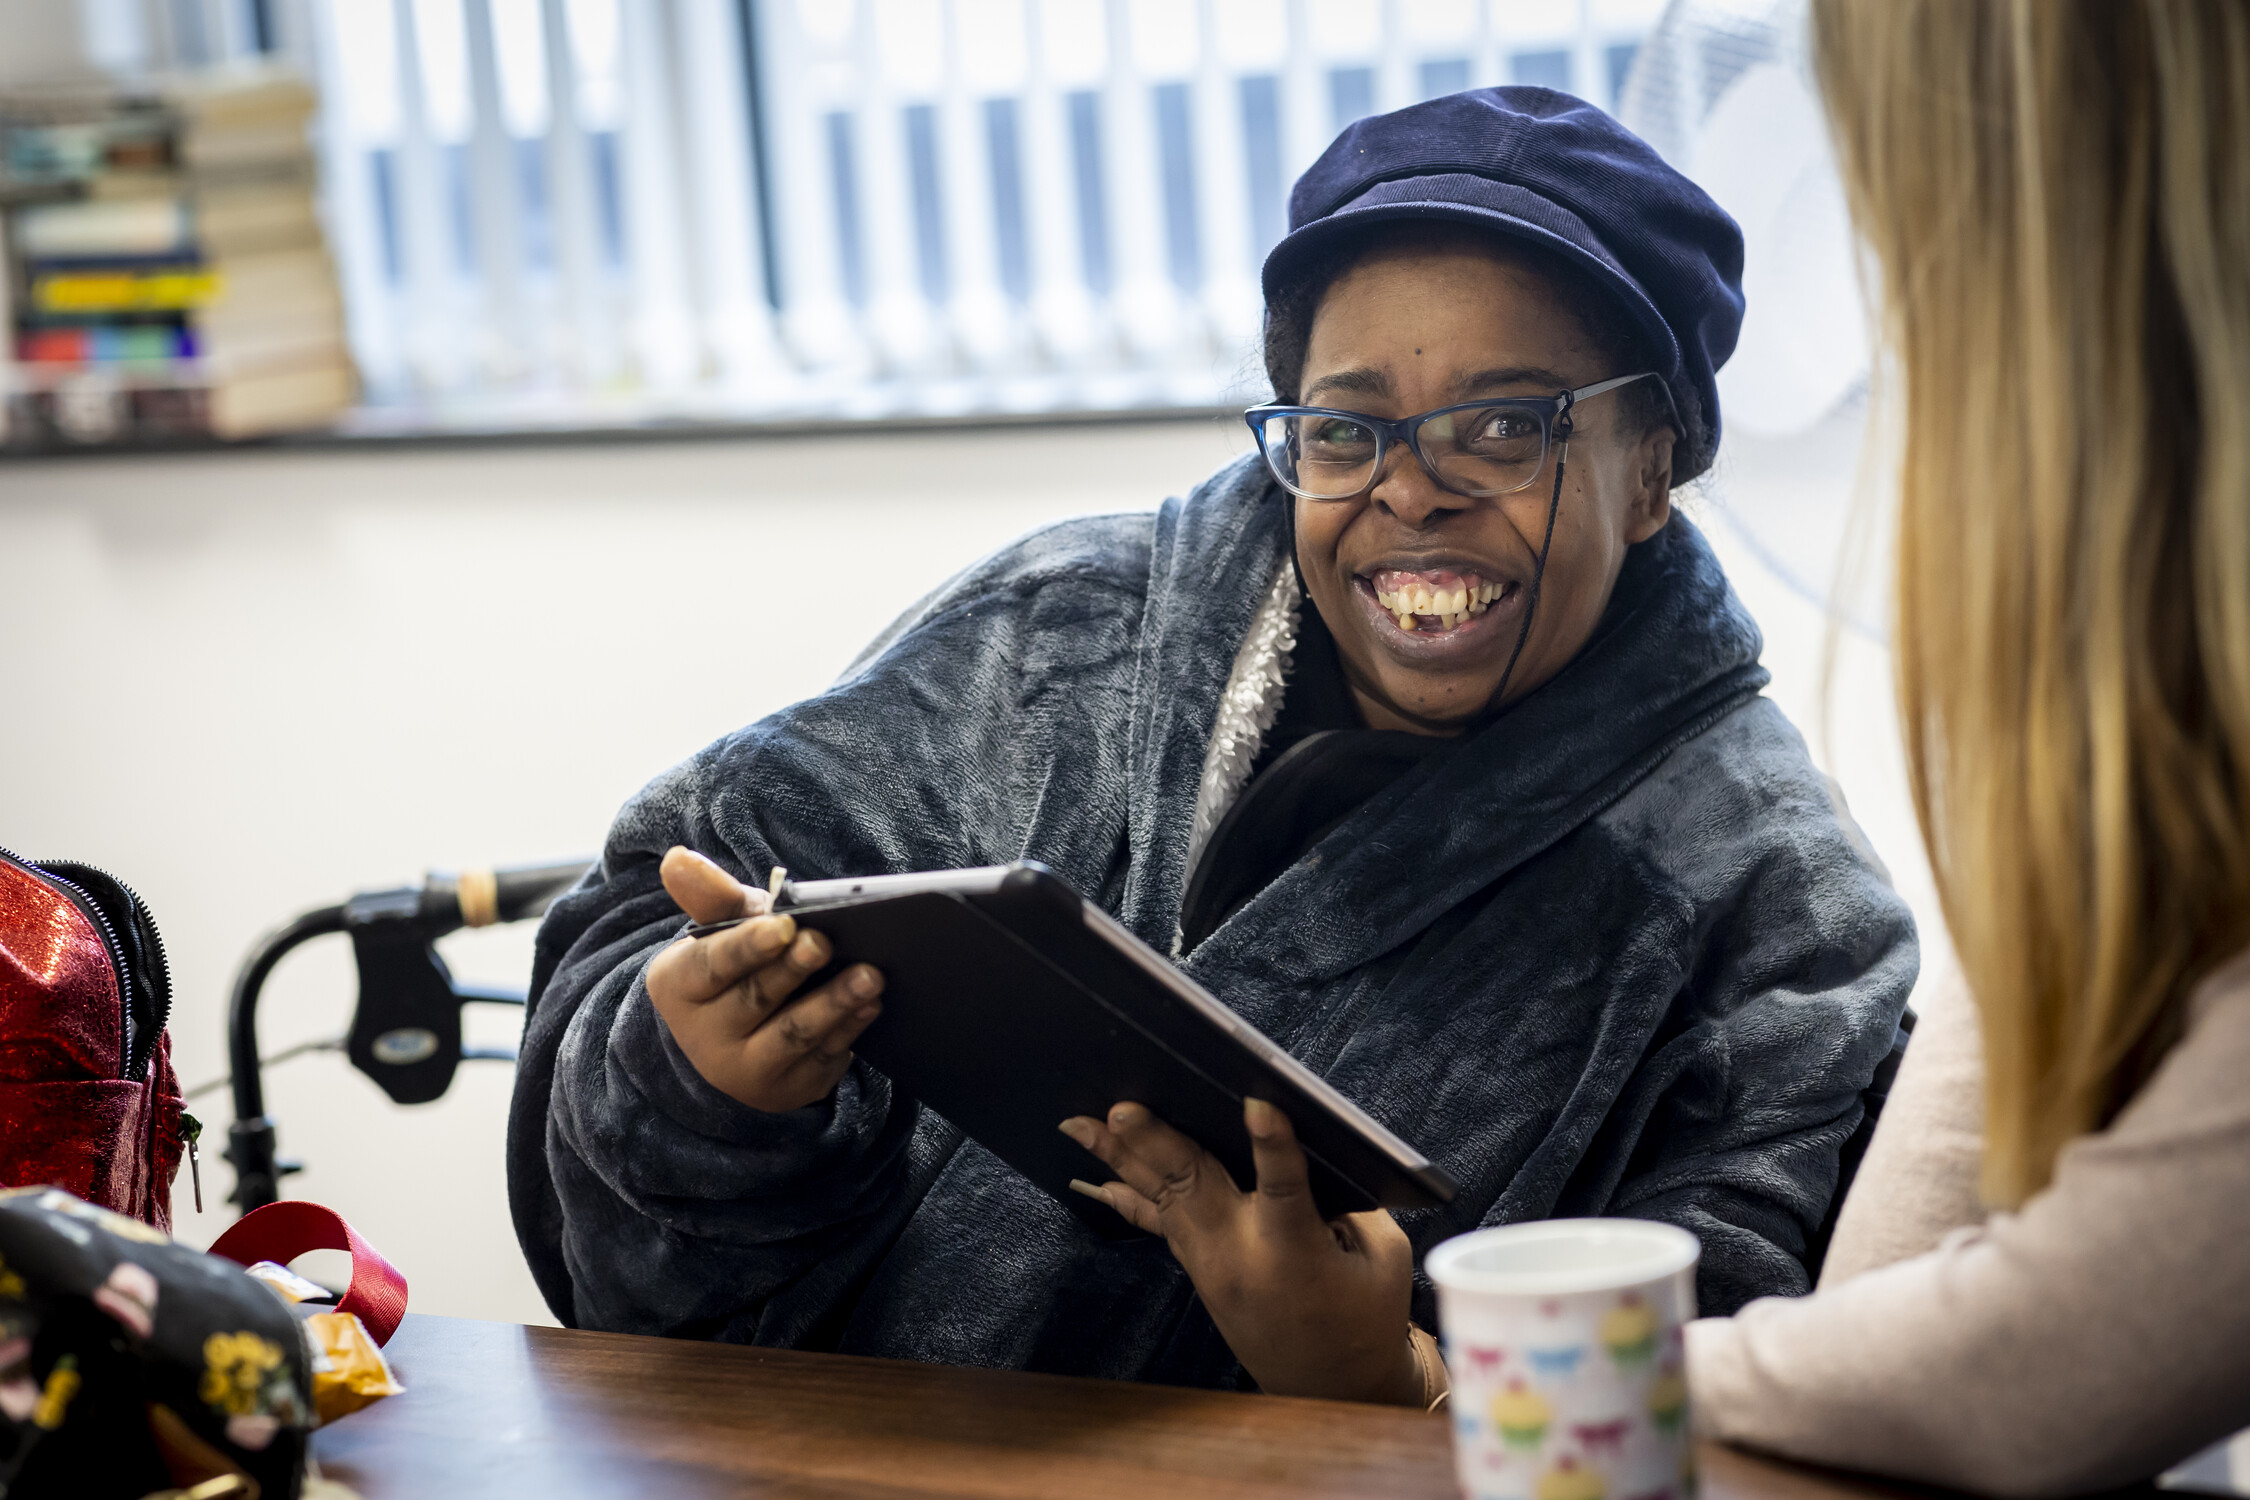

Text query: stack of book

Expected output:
[0,67,356,448]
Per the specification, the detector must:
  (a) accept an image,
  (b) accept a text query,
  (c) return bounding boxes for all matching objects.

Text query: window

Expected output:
[1510,49,1571,93]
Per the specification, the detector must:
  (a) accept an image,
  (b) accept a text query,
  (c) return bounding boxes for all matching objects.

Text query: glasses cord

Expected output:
[1487,405,1573,711]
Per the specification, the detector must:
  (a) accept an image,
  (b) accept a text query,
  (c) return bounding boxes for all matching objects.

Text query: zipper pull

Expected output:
[182,1112,204,1214]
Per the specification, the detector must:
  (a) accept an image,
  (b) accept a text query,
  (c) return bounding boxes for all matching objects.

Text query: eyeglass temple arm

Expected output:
[1568,371,1656,403]
[1567,371,1683,443]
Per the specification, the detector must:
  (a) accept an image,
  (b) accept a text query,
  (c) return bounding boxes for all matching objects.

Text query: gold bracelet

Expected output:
[1409,1324,1450,1412]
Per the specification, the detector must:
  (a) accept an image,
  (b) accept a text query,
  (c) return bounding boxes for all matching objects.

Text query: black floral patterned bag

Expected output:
[0,1187,313,1499]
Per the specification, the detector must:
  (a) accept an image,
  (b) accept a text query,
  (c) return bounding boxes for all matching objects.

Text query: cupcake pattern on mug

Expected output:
[1439,1287,1693,1500]
[1647,1367,1688,1437]
[1599,1295,1659,1371]
[1492,1380,1553,1452]
[1538,1454,1607,1500]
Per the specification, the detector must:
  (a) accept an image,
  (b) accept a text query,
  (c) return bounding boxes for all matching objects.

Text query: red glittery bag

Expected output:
[0,849,186,1230]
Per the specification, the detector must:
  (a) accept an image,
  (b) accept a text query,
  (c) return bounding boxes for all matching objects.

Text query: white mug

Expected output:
[1426,1218,1700,1500]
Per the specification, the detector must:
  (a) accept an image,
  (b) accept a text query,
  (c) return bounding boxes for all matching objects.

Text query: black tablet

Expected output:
[757,862,1457,1237]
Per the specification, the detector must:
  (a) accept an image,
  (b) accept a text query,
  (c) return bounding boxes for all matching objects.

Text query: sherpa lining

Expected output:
[1183,561,1301,882]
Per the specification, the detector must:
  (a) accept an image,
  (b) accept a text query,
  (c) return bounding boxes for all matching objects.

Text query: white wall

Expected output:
[0,413,1934,1326]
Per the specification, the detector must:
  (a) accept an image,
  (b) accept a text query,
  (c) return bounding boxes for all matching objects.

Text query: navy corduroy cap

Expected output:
[1263,87,1746,480]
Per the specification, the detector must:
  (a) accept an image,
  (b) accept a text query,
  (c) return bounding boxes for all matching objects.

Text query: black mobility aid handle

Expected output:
[224,859,591,1213]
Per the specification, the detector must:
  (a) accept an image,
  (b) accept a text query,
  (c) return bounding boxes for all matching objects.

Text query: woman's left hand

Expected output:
[1058,1098,1421,1405]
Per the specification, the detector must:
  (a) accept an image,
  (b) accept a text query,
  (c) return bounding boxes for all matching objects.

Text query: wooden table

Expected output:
[311,1314,1929,1500]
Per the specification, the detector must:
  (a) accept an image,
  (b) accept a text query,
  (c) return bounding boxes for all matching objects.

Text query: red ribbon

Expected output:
[209,1200,408,1346]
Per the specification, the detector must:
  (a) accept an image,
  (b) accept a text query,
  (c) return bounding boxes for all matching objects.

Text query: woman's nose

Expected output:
[1368,446,1470,528]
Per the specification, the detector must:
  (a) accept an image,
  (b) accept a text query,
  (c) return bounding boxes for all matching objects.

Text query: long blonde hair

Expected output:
[1813,0,2250,1205]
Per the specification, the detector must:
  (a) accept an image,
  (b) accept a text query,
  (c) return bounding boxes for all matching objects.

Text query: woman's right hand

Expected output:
[645,846,885,1112]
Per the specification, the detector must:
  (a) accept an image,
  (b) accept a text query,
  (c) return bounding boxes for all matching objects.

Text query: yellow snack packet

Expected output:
[244,1259,330,1304]
[302,1310,403,1424]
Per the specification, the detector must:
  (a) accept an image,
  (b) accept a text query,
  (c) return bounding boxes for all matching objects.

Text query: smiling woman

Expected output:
[511,86,1917,1412]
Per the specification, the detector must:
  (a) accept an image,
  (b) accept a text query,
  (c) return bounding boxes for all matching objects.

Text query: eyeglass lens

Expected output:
[1260,405,1548,499]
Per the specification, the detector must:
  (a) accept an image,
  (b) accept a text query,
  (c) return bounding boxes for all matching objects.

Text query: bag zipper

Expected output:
[37,856,173,1077]
[181,1111,204,1212]
[0,844,171,1081]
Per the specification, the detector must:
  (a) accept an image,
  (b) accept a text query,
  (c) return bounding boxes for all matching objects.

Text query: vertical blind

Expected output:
[219,0,1666,428]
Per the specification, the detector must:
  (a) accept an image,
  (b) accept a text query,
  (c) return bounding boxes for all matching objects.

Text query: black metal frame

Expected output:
[223,860,590,1214]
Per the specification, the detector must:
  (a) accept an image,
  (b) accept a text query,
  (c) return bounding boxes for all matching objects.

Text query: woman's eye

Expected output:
[1309,419,1372,448]
[1470,411,1537,444]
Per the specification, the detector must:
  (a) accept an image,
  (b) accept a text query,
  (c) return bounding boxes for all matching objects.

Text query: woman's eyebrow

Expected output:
[1456,365,1571,395]
[1303,367,1391,402]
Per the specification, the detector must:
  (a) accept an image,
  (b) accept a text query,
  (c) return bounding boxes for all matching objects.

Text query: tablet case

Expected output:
[790,865,1455,1238]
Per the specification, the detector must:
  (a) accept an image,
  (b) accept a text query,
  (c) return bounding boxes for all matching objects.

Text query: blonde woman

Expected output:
[1685,0,2250,1493]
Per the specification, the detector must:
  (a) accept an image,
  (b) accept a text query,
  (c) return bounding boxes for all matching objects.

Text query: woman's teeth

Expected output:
[1372,580,1504,632]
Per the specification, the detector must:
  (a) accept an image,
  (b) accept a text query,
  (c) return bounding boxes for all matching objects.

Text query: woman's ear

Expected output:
[1624,427,1676,544]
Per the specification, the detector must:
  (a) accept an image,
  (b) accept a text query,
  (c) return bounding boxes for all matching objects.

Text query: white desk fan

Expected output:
[1617,0,1879,635]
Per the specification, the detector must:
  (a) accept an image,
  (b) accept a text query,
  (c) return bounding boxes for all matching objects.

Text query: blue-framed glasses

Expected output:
[1243,371,1663,502]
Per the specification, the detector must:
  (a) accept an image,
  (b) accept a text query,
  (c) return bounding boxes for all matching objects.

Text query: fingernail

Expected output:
[753,914,796,946]
[1109,1102,1140,1128]
[1057,1118,1090,1144]
[791,931,825,965]
[1068,1179,1109,1202]
[848,966,881,999]
[1245,1098,1278,1136]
